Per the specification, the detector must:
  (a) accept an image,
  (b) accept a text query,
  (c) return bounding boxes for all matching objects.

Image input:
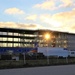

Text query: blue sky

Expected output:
[0,0,75,33]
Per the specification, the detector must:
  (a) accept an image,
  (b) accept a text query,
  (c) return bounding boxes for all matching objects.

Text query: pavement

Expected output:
[0,65,75,75]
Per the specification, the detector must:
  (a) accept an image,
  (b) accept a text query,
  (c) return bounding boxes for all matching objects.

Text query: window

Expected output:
[0,38,3,41]
[64,40,67,43]
[14,33,19,36]
[3,38,7,41]
[8,32,13,35]
[14,38,19,41]
[8,38,13,41]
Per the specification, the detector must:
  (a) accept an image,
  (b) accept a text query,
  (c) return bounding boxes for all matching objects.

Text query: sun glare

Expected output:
[45,18,62,27]
[45,33,50,40]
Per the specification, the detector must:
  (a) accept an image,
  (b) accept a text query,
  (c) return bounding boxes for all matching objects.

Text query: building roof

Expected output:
[0,28,37,34]
[0,27,75,35]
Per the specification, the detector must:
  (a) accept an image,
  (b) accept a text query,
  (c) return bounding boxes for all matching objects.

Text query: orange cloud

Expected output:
[52,8,75,21]
[34,0,75,10]
[34,0,55,10]
[4,8,25,15]
[0,22,44,30]
[0,22,19,28]
[26,15,37,21]
[40,9,75,33]
[61,0,73,7]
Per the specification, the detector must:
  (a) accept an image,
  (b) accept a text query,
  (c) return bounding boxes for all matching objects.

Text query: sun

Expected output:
[45,33,50,40]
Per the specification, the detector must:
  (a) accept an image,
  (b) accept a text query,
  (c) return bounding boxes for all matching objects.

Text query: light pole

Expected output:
[45,33,50,65]
[23,52,26,64]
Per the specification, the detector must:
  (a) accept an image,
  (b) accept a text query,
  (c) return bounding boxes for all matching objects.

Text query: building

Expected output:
[0,27,75,56]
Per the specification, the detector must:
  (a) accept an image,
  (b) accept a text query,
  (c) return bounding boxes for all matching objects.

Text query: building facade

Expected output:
[0,28,75,52]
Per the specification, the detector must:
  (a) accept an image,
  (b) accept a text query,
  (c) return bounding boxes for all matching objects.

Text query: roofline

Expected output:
[0,27,75,35]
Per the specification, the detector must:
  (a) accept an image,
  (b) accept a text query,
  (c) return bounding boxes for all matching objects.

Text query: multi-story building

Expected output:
[0,27,75,54]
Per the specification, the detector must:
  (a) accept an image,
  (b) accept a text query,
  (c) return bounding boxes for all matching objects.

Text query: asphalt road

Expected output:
[0,65,75,75]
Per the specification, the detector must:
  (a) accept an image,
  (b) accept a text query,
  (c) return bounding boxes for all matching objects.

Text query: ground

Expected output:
[0,65,75,75]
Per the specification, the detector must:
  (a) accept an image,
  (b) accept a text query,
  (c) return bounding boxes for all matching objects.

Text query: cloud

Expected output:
[34,0,55,10]
[0,22,44,30]
[59,0,74,8]
[33,0,75,10]
[52,10,75,21]
[4,8,25,15]
[0,22,18,28]
[39,9,75,33]
[25,14,37,21]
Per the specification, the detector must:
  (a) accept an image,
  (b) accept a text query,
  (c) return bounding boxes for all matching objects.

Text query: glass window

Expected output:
[3,38,7,41]
[14,33,19,36]
[8,38,13,41]
[64,40,67,43]
[2,43,5,47]
[3,32,7,35]
[14,38,19,41]
[0,32,3,35]
[8,32,13,35]
[0,43,3,47]
[14,43,19,47]
[0,38,3,41]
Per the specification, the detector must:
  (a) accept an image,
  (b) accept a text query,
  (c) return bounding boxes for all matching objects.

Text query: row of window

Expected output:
[0,38,37,42]
[0,42,74,49]
[0,43,34,47]
[0,32,38,37]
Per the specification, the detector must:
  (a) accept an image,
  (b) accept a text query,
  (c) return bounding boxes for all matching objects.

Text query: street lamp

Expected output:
[45,33,50,65]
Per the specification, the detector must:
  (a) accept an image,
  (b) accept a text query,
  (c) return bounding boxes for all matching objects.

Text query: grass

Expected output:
[0,57,75,69]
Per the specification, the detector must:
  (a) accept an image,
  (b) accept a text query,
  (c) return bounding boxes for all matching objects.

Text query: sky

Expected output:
[0,0,75,33]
